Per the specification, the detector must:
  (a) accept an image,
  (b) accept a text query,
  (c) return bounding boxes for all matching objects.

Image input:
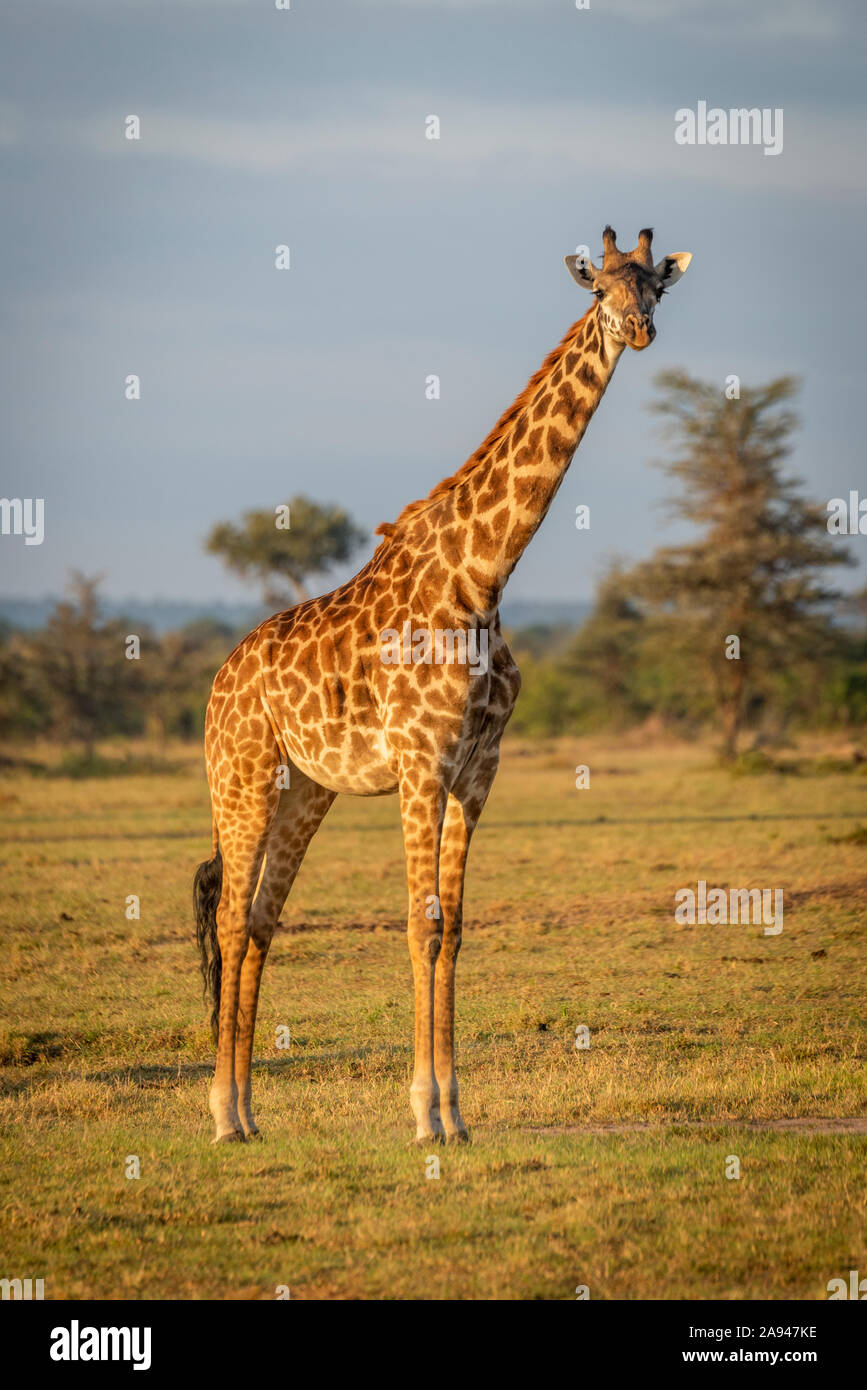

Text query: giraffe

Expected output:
[194,226,692,1144]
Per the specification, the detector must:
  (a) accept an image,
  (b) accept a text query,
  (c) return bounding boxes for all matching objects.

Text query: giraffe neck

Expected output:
[489,306,623,594]
[396,305,625,620]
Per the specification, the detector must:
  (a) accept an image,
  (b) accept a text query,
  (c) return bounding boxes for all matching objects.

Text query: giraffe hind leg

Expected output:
[233,773,336,1138]
[206,776,279,1142]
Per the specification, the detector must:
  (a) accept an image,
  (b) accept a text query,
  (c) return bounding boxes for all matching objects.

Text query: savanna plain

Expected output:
[1,733,864,1300]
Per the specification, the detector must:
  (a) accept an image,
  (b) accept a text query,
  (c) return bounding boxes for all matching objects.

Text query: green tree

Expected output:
[146,619,237,742]
[560,565,648,727]
[206,496,367,608]
[27,573,145,757]
[628,372,851,759]
[0,626,47,741]
[824,584,867,727]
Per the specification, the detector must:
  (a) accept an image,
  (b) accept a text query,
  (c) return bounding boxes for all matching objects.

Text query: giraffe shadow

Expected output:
[0,1061,214,1099]
[253,1043,412,1074]
[11,809,865,849]
[477,811,867,829]
[0,1046,415,1099]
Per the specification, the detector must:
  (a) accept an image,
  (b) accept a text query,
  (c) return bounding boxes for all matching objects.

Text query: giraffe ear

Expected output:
[654,252,692,287]
[564,254,596,290]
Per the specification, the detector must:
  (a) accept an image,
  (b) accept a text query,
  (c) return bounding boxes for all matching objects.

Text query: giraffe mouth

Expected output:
[623,323,656,350]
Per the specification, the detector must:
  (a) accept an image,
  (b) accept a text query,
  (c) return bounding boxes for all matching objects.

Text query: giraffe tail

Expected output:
[193,835,223,1045]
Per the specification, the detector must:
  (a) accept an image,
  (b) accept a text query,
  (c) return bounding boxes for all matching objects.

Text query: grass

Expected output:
[0,732,865,1299]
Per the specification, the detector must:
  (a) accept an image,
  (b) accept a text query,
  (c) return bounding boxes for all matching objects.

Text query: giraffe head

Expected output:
[564,226,691,350]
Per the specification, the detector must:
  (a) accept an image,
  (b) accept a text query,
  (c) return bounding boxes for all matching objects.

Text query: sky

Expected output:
[1,0,865,607]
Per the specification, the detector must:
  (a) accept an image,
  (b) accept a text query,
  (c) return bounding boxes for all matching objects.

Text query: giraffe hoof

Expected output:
[213,1129,245,1144]
[413,1131,446,1147]
[445,1129,470,1145]
[243,1127,263,1141]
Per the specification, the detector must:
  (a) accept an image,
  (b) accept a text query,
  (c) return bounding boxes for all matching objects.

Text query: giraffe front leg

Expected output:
[435,751,502,1142]
[233,933,270,1139]
[400,771,447,1144]
[433,933,466,1143]
[209,918,247,1143]
[408,923,445,1143]
[434,797,471,1144]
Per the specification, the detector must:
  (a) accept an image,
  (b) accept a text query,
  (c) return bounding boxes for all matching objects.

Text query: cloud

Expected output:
[609,0,845,40]
[368,0,847,38]
[45,95,866,198]
[17,0,854,39]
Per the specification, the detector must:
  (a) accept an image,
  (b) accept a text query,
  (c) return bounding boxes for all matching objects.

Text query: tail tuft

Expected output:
[193,847,223,1044]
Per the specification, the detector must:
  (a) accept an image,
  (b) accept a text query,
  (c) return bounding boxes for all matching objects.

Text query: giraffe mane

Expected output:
[374,306,594,540]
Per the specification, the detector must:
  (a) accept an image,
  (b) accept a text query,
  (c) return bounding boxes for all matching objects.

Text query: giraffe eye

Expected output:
[655,286,666,301]
[594,289,604,301]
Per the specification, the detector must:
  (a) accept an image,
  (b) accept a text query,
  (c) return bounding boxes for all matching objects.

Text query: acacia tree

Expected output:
[206,496,366,608]
[627,372,851,759]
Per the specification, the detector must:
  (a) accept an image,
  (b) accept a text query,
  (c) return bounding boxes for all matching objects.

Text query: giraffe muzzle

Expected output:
[622,314,656,350]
